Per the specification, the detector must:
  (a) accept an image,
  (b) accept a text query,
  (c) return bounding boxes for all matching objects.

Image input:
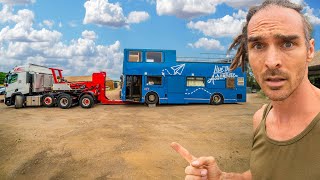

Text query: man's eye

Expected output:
[283,42,294,48]
[253,43,264,50]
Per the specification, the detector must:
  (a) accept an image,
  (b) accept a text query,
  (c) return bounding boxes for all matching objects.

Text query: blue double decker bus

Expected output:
[120,49,246,105]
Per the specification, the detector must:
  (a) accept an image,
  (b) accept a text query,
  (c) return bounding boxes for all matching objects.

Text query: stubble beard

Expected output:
[259,67,306,101]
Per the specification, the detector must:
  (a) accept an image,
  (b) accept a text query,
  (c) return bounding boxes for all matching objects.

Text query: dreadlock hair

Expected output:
[228,0,313,72]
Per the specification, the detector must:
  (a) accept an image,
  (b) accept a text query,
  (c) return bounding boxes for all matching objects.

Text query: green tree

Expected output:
[246,64,260,90]
[0,72,7,85]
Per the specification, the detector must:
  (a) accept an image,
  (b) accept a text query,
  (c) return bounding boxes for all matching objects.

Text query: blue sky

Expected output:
[0,0,319,79]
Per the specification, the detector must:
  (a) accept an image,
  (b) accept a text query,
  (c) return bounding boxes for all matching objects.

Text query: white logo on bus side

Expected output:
[207,65,238,85]
[161,64,185,77]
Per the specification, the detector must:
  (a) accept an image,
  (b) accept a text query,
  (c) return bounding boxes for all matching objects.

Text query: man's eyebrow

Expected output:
[274,34,300,41]
[248,36,264,43]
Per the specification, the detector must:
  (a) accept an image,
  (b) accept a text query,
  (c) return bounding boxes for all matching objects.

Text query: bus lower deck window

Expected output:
[147,76,162,85]
[187,77,205,87]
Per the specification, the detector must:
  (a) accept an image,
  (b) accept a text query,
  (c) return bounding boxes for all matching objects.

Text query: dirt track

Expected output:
[0,93,268,179]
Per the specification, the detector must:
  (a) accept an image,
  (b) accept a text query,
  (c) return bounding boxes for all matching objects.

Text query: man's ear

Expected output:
[307,39,315,62]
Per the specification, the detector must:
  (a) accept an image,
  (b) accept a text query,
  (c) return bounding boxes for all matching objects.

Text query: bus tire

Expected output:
[42,94,55,107]
[57,93,72,109]
[15,95,24,109]
[79,94,94,108]
[145,92,159,105]
[211,93,224,105]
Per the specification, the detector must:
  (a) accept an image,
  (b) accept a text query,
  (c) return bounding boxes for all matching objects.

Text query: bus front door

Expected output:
[125,75,142,102]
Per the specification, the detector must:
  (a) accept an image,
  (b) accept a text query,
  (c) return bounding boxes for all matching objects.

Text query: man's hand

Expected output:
[171,142,224,180]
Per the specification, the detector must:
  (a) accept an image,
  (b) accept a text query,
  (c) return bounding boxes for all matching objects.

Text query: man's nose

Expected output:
[265,46,281,69]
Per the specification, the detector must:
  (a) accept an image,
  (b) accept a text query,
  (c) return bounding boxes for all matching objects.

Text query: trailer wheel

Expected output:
[42,94,55,107]
[15,95,24,109]
[57,93,72,109]
[145,92,159,105]
[211,93,224,105]
[79,95,94,108]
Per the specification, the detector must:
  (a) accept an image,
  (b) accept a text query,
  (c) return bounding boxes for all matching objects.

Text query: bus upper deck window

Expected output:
[146,52,162,63]
[129,51,142,62]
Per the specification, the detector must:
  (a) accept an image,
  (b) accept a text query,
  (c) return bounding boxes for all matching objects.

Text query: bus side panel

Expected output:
[184,86,211,104]
[141,76,167,104]
[141,87,166,104]
[236,75,247,103]
[167,76,186,104]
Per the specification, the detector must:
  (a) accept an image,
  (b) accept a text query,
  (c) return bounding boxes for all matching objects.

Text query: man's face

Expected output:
[247,5,314,101]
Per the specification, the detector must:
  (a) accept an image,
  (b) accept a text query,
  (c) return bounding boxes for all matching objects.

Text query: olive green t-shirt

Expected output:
[250,104,320,180]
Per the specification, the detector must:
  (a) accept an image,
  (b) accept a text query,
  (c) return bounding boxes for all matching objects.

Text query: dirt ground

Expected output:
[0,93,268,180]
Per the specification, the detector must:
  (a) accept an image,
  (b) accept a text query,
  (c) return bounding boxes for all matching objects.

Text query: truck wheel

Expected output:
[211,93,224,105]
[42,94,55,107]
[145,92,158,105]
[15,95,24,109]
[79,95,94,108]
[57,93,72,109]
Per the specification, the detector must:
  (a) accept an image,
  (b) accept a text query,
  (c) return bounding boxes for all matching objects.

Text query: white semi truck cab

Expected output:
[4,64,54,108]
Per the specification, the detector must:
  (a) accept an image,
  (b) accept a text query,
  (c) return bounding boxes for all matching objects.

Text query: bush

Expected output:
[258,90,268,99]
[0,72,6,84]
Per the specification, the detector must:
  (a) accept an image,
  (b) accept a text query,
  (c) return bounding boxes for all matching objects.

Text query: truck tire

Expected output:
[210,93,224,105]
[42,94,55,107]
[145,92,159,105]
[15,95,24,109]
[79,94,94,108]
[57,93,72,109]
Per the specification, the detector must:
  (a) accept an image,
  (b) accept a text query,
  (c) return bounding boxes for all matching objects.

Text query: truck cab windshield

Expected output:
[6,73,18,84]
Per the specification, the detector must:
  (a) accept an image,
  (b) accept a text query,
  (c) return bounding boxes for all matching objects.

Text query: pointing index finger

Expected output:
[171,142,196,163]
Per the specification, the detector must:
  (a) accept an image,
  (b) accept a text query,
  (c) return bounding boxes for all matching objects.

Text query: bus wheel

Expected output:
[42,94,55,107]
[15,95,24,109]
[145,92,159,105]
[79,94,94,108]
[211,93,224,105]
[57,93,72,109]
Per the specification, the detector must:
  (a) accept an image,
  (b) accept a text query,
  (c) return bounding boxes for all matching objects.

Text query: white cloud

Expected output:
[188,38,224,50]
[290,0,304,5]
[187,10,246,37]
[0,0,35,5]
[83,0,149,28]
[0,6,123,79]
[156,0,222,19]
[0,5,34,27]
[83,0,126,27]
[43,20,54,29]
[82,30,97,40]
[58,22,62,28]
[0,39,123,79]
[0,7,61,43]
[304,5,320,25]
[127,11,150,24]
[68,21,78,27]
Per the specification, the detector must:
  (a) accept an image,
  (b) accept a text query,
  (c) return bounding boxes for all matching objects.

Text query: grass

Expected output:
[257,90,269,99]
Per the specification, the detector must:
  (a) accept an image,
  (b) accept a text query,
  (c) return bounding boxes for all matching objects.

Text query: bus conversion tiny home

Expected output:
[120,49,246,106]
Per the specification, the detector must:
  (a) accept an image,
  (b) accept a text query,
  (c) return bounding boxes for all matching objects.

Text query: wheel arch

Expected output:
[145,91,160,104]
[10,92,24,105]
[79,91,96,101]
[210,92,224,104]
